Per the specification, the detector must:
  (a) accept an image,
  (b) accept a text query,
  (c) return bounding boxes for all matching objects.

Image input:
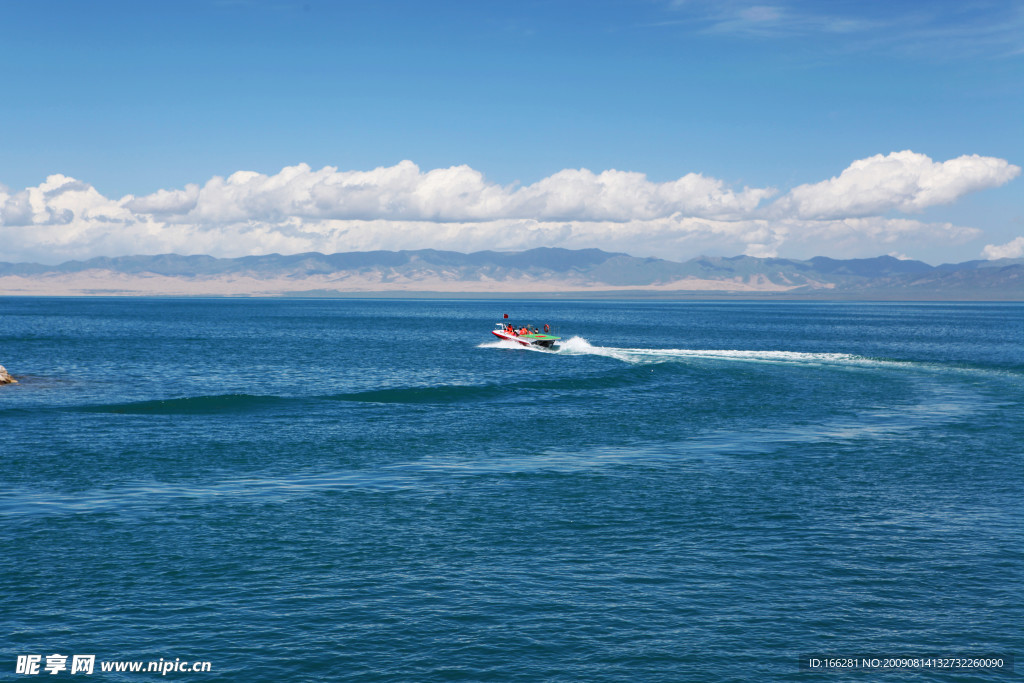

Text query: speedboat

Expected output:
[492,321,561,349]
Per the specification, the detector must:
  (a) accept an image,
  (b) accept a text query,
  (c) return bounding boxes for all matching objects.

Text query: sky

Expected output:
[0,0,1021,265]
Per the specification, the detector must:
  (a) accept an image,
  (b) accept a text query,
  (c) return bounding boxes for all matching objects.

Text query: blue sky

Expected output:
[1,0,1021,264]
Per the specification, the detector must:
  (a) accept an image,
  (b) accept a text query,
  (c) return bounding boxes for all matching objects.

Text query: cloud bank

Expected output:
[982,237,1024,260]
[0,151,1018,264]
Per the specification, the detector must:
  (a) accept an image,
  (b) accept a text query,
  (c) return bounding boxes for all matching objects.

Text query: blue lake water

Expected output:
[1,298,1022,681]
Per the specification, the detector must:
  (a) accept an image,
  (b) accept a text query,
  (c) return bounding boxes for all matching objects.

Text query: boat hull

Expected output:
[492,330,559,349]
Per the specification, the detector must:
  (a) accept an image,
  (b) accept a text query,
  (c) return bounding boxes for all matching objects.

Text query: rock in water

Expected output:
[0,365,16,385]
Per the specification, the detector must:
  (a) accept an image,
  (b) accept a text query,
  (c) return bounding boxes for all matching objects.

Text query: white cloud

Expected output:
[0,151,1016,264]
[1,190,35,226]
[132,161,773,225]
[772,151,1020,220]
[123,184,200,214]
[982,236,1024,260]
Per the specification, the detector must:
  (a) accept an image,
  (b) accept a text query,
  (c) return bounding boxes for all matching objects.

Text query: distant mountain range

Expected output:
[1,248,1022,299]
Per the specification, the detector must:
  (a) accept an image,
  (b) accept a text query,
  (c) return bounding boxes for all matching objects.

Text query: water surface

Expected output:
[2,299,1021,680]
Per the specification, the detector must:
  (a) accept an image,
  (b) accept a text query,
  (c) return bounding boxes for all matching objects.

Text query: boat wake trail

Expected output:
[552,336,878,367]
[482,336,1023,382]
[481,335,872,365]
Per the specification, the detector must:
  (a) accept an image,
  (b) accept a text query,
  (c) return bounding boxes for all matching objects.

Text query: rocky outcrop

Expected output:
[0,365,16,385]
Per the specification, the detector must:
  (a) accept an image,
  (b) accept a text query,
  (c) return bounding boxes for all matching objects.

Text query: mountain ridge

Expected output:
[1,248,1022,299]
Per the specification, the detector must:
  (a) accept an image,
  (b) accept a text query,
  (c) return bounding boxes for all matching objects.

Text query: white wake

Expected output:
[551,336,880,367]
[480,334,904,368]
